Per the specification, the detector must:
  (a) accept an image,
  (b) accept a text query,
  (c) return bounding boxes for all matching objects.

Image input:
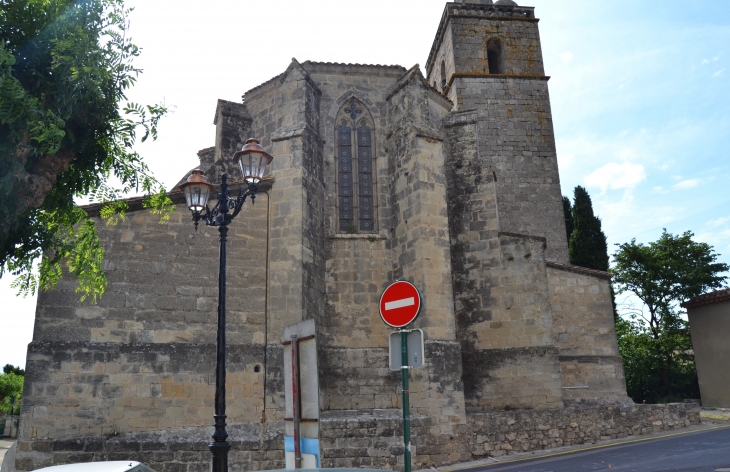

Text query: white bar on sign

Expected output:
[385,297,415,310]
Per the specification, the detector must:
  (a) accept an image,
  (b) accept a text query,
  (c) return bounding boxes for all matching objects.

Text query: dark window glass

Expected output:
[337,123,355,232]
[357,126,374,231]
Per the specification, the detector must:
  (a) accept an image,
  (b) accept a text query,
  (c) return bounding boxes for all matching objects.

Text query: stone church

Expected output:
[14,1,700,471]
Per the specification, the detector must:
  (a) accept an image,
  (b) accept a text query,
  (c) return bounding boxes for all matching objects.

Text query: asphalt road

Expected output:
[465,426,730,472]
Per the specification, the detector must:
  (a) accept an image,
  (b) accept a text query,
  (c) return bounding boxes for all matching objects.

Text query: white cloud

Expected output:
[709,216,730,227]
[652,186,669,194]
[673,179,699,189]
[584,162,647,193]
[560,51,573,62]
[713,68,725,78]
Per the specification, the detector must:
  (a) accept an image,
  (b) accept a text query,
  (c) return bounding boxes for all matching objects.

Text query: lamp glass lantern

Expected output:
[180,169,215,212]
[234,138,274,184]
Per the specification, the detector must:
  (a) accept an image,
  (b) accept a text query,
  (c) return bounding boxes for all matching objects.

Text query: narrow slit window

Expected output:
[487,38,505,74]
[440,60,447,90]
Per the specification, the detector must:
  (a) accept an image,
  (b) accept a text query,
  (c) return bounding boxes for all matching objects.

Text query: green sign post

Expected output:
[379,280,423,472]
[400,329,412,472]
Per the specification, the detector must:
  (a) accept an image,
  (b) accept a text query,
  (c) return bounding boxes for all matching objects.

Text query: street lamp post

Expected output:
[179,138,274,472]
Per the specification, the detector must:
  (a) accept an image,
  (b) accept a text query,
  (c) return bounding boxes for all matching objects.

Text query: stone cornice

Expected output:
[443,72,550,95]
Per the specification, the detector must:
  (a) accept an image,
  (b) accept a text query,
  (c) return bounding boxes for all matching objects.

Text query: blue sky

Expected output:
[1,0,728,368]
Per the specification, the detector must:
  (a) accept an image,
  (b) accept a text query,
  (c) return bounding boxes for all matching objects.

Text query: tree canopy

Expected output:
[568,186,609,271]
[0,370,23,415]
[613,230,728,329]
[612,229,728,402]
[3,364,24,376]
[0,0,172,302]
[562,195,574,243]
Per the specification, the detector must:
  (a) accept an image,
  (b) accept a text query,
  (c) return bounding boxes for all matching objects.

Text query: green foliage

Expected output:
[562,195,574,244]
[0,371,23,415]
[0,0,175,301]
[569,186,609,271]
[616,316,699,403]
[612,229,728,403]
[2,364,24,376]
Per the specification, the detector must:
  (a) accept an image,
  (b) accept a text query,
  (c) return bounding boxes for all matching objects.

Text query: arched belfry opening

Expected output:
[440,60,447,90]
[335,98,377,233]
[487,38,505,74]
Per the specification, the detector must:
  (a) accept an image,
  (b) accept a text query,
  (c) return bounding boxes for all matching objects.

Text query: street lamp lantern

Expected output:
[180,169,215,212]
[180,139,273,472]
[234,138,274,184]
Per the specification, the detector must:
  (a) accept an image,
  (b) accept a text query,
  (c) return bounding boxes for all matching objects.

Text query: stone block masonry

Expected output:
[547,262,629,405]
[468,403,701,459]
[14,1,656,470]
[14,402,701,471]
[15,422,285,472]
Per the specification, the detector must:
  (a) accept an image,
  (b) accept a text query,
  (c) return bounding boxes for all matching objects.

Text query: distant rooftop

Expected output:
[682,288,730,309]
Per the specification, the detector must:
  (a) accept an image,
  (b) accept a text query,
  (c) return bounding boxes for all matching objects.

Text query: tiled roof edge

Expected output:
[681,288,730,309]
[301,60,407,70]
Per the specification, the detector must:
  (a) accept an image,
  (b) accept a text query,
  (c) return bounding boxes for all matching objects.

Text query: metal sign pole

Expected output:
[291,334,302,469]
[401,328,411,472]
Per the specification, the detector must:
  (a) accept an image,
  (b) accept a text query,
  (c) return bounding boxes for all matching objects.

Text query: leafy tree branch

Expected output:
[1,0,175,301]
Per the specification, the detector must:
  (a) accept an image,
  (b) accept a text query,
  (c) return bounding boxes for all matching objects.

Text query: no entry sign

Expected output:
[379,280,422,328]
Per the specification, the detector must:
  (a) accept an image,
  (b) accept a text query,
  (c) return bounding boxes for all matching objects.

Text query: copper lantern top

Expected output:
[179,169,215,212]
[233,138,274,184]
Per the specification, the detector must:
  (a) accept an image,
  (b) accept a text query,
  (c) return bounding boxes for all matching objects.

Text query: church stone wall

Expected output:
[15,2,641,471]
[547,264,629,404]
[461,77,567,263]
[17,200,273,471]
[384,73,468,428]
[445,109,562,411]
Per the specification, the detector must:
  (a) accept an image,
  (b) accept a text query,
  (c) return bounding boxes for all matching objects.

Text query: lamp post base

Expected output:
[210,429,231,472]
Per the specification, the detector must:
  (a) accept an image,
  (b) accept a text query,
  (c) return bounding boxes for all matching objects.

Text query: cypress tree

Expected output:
[569,186,609,271]
[562,196,574,244]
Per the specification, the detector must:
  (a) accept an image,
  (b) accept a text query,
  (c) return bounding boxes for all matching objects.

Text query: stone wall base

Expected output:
[14,422,284,472]
[468,403,701,458]
[14,403,700,471]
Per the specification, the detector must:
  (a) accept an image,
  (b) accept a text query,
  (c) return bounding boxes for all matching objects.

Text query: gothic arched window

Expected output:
[487,38,505,74]
[336,99,376,233]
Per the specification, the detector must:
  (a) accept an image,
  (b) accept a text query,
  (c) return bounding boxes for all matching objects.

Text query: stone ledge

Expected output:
[546,261,612,280]
[329,233,387,240]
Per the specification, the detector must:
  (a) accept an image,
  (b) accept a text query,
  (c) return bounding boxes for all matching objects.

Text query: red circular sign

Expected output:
[379,280,422,328]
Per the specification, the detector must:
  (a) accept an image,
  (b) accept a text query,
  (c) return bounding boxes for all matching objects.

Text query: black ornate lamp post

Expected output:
[179,138,274,472]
